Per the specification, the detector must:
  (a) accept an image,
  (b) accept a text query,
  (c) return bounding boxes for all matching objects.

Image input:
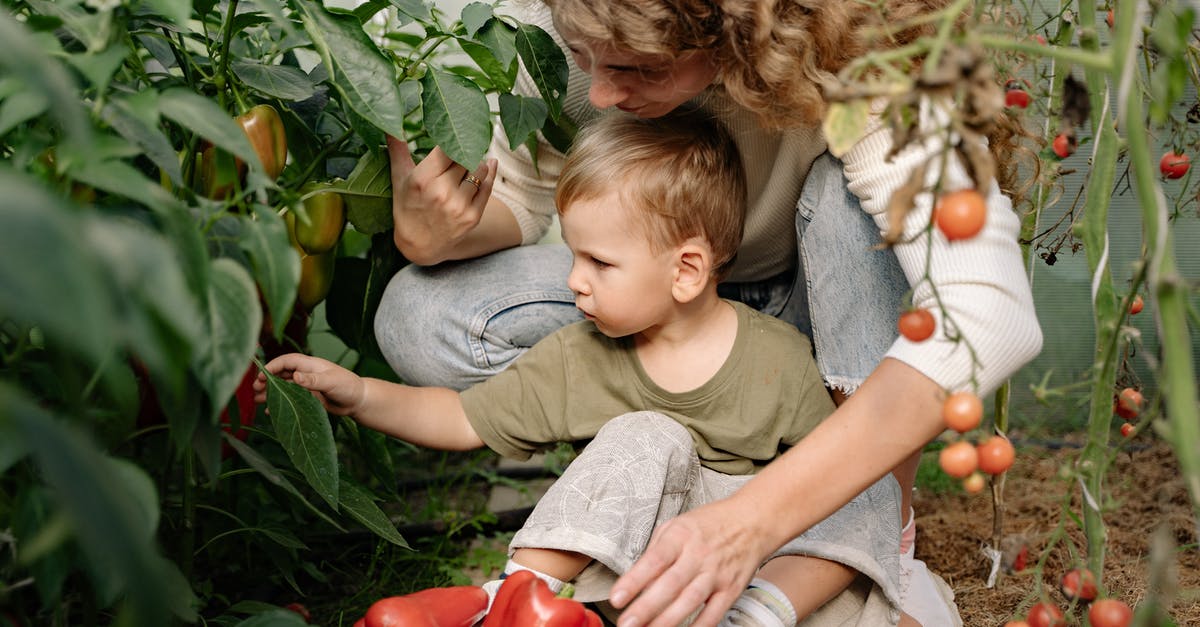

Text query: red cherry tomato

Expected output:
[943,392,984,433]
[898,308,936,342]
[1105,9,1115,29]
[1120,422,1136,438]
[1005,89,1031,109]
[1129,294,1144,314]
[939,441,979,479]
[1052,133,1076,158]
[935,189,987,241]
[1116,387,1143,419]
[1004,622,1032,627]
[1088,599,1133,627]
[977,435,1016,475]
[1160,151,1190,179]
[1026,601,1066,627]
[1060,568,1098,602]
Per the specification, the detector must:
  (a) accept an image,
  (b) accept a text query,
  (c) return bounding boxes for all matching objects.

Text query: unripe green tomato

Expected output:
[297,251,335,310]
[289,183,346,255]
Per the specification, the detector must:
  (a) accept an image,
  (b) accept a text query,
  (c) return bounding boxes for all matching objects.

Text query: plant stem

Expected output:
[215,0,241,110]
[1114,0,1200,540]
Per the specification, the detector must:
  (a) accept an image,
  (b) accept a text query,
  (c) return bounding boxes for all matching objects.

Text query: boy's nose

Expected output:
[588,76,630,110]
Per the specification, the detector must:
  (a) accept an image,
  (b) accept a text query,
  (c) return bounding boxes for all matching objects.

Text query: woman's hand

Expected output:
[254,354,365,417]
[609,498,766,627]
[387,135,498,265]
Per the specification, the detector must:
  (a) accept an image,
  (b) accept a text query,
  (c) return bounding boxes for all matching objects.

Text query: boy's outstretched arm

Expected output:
[254,353,485,451]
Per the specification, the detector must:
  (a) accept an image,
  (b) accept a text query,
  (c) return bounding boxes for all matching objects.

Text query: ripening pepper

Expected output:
[296,250,335,311]
[237,103,287,180]
[363,585,489,627]
[288,182,346,255]
[481,570,603,627]
[197,143,247,200]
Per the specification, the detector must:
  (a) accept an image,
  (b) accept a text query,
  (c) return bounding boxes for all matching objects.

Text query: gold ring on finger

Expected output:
[463,174,481,190]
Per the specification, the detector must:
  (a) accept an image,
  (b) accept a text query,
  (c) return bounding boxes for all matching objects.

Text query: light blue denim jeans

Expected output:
[374,153,909,393]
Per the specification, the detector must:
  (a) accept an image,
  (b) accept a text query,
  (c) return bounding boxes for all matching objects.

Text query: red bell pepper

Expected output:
[480,570,603,627]
[363,585,488,627]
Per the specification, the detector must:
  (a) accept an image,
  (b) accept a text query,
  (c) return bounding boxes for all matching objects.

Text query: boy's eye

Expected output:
[590,256,611,268]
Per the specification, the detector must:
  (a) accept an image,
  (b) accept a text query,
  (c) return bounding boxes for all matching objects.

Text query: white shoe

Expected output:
[897,541,963,627]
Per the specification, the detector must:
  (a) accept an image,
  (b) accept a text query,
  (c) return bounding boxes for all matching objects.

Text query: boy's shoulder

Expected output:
[729,300,814,355]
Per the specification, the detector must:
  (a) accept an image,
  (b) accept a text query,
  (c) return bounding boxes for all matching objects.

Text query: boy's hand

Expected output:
[254,354,366,416]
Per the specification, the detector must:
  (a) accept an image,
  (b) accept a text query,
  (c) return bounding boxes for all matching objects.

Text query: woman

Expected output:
[375,1,1042,625]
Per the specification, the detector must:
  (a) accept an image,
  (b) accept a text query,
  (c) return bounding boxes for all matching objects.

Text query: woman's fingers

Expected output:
[612,504,759,627]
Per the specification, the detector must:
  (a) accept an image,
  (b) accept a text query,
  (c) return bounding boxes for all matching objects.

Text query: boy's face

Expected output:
[560,192,676,338]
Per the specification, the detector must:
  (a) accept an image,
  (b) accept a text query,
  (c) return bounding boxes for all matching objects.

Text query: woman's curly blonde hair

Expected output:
[543,0,952,130]
[542,0,1031,205]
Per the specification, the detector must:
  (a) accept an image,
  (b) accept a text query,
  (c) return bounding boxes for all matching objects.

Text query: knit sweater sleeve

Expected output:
[840,104,1043,395]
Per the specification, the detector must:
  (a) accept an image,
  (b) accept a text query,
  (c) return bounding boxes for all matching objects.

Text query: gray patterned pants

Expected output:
[509,412,904,625]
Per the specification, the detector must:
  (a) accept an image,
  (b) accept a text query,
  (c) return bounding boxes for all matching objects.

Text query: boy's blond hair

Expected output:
[555,110,746,281]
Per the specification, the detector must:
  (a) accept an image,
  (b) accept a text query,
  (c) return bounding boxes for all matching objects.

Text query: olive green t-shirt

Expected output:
[459,301,835,475]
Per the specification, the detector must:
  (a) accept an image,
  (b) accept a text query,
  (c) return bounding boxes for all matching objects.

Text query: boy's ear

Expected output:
[672,238,713,303]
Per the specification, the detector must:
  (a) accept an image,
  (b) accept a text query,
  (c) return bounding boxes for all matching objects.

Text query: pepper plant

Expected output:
[0,0,566,624]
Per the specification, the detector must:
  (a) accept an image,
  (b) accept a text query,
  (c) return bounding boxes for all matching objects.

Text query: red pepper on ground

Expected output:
[363,585,488,627]
[481,570,603,627]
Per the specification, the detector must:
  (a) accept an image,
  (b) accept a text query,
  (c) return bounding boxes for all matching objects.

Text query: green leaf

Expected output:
[65,45,128,95]
[0,89,48,137]
[0,168,116,366]
[339,476,409,548]
[239,205,301,341]
[499,93,548,151]
[419,69,491,168]
[223,434,345,530]
[0,418,25,475]
[388,0,432,23]
[72,156,175,209]
[298,1,408,139]
[232,60,317,102]
[3,384,172,625]
[263,372,340,511]
[822,99,870,158]
[461,37,515,92]
[339,149,393,236]
[193,258,261,421]
[474,17,517,69]
[139,0,193,29]
[515,23,568,121]
[159,88,260,170]
[100,95,183,187]
[326,234,401,362]
[461,2,493,37]
[104,456,160,542]
[233,609,311,627]
[0,12,92,149]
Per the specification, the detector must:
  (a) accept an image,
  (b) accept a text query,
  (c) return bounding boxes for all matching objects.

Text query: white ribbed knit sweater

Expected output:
[487,2,1042,395]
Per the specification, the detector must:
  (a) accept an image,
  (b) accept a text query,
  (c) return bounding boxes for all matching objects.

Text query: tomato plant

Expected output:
[1088,599,1134,627]
[898,308,936,341]
[935,189,987,241]
[1128,294,1144,314]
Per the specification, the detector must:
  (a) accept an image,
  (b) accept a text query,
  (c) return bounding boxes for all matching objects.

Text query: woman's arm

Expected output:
[610,358,945,627]
[255,353,485,451]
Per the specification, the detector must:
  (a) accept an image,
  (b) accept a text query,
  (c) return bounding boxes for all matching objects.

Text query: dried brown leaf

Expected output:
[879,160,929,247]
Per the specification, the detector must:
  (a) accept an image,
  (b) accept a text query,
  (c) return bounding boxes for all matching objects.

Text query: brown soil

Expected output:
[913,438,1200,626]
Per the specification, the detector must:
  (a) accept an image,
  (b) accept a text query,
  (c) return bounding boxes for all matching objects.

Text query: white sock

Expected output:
[481,560,568,611]
[719,578,797,627]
